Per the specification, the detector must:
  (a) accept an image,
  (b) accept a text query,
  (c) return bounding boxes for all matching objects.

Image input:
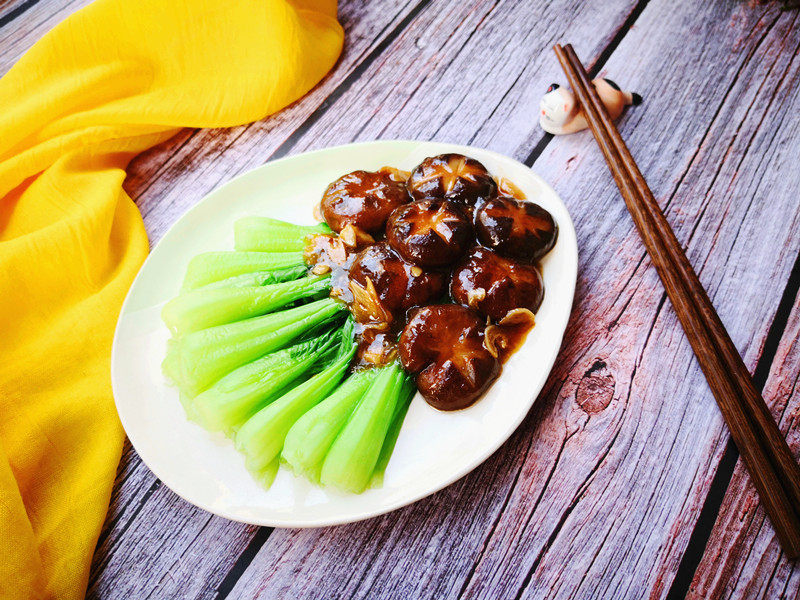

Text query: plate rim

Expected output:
[111,139,578,528]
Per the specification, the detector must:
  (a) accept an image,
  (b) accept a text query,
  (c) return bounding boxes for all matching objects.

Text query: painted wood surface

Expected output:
[690,292,800,599]
[3,1,800,598]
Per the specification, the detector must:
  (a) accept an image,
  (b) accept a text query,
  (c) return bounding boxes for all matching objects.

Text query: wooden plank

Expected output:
[689,287,800,599]
[0,0,92,75]
[86,0,645,597]
[223,2,800,599]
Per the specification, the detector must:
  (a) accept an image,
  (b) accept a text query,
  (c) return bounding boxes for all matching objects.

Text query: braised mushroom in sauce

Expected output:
[321,169,410,235]
[348,242,446,327]
[310,155,557,411]
[451,246,544,321]
[399,305,499,411]
[406,154,497,209]
[386,199,473,267]
[475,196,558,263]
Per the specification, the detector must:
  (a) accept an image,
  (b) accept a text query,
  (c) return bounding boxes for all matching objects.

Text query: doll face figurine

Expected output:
[539,79,641,135]
[539,83,578,133]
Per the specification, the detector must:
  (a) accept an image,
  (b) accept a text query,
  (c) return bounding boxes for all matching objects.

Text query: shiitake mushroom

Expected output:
[321,170,410,234]
[348,242,445,326]
[475,197,557,263]
[406,154,497,209]
[386,199,473,267]
[451,246,543,321]
[399,304,499,410]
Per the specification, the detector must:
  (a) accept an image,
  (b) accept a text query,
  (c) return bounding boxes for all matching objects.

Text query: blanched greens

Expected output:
[162,216,414,493]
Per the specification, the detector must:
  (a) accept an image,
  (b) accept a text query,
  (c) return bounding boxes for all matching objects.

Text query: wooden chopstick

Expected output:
[553,43,800,557]
[557,43,800,516]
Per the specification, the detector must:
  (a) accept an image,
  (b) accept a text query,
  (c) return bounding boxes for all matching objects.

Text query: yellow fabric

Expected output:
[0,1,342,598]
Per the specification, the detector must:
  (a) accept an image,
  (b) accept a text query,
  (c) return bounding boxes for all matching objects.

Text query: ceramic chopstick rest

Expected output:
[539,78,641,135]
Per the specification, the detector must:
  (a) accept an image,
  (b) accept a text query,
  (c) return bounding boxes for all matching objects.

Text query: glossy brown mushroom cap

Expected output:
[475,197,557,262]
[451,246,543,321]
[399,304,500,410]
[386,199,473,267]
[406,154,497,208]
[321,170,410,234]
[348,242,446,326]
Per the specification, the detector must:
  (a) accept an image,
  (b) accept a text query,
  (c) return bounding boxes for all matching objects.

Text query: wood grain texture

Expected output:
[689,288,800,600]
[3,0,800,598]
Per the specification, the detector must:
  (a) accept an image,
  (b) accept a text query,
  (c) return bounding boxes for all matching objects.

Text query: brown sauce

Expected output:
[303,234,355,303]
[353,324,399,369]
[484,309,536,364]
[497,176,527,200]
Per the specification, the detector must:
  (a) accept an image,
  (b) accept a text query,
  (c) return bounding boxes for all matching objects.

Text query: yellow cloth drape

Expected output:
[0,1,342,598]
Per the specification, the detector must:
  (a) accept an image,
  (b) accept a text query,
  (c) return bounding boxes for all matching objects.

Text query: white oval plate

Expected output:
[112,140,577,527]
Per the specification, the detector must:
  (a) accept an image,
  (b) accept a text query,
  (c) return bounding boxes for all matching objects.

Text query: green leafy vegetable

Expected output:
[191,329,340,435]
[281,369,378,482]
[163,297,345,397]
[252,458,280,489]
[162,274,331,335]
[182,251,305,290]
[163,213,422,494]
[369,375,415,488]
[320,362,413,493]
[235,324,357,480]
[196,265,309,290]
[234,216,330,252]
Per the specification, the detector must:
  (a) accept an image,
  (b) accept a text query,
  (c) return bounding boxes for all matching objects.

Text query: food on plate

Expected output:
[282,368,378,482]
[163,298,344,397]
[386,199,472,267]
[162,274,330,335]
[319,362,415,493]
[234,216,331,252]
[320,169,410,234]
[406,153,497,208]
[348,242,446,326]
[235,323,356,486]
[161,152,556,492]
[451,246,544,321]
[196,265,310,290]
[181,250,306,290]
[475,196,558,262]
[191,331,342,435]
[398,305,499,410]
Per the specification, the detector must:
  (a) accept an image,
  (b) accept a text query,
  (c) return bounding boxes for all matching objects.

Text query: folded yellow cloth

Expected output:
[0,1,342,598]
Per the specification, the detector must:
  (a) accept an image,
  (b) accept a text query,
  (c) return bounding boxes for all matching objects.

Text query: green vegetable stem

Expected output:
[235,321,357,482]
[191,328,341,435]
[320,362,413,494]
[162,274,331,335]
[234,216,330,252]
[181,251,305,290]
[195,265,309,291]
[163,297,345,397]
[281,368,378,483]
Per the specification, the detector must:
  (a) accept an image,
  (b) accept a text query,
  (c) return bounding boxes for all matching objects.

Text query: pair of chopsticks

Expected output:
[554,43,800,557]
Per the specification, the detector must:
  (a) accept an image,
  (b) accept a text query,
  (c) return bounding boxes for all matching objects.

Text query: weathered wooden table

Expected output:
[5,0,800,597]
